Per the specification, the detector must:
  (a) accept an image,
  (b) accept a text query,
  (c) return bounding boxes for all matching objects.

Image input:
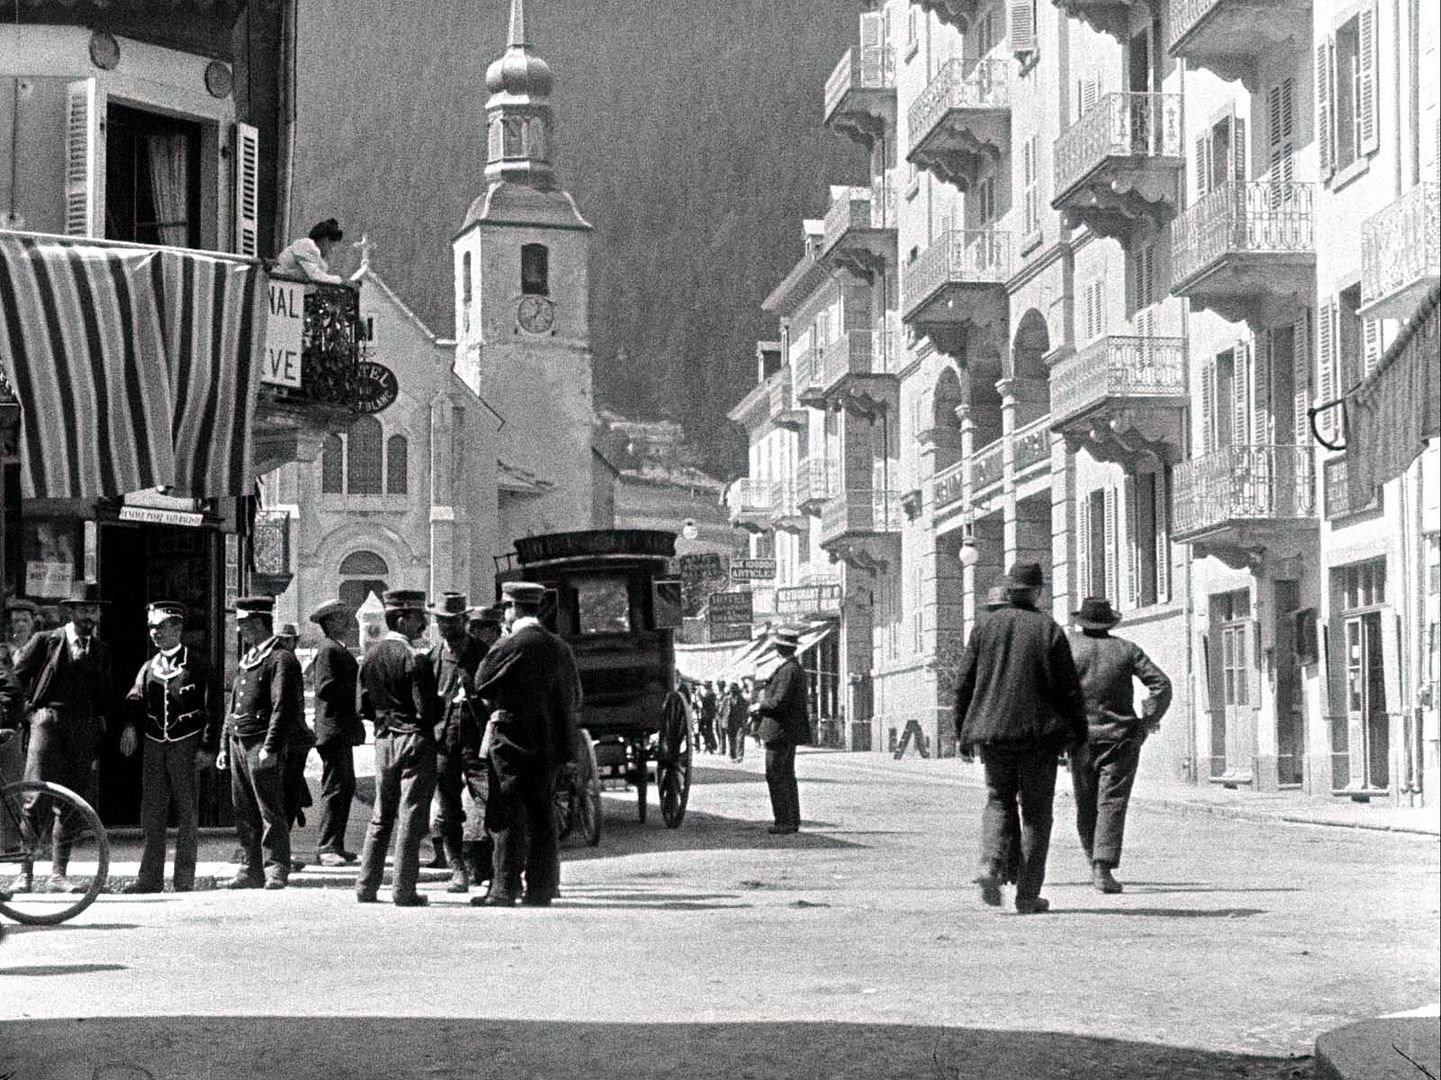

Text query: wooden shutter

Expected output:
[1195,132,1214,198]
[1357,2,1379,155]
[1201,353,1218,454]
[1292,310,1312,448]
[64,78,104,238]
[1316,298,1339,442]
[1229,114,1248,184]
[1077,71,1100,121]
[1124,477,1139,609]
[1077,494,1092,601]
[1252,331,1272,446]
[233,122,261,257]
[1231,340,1251,447]
[1103,486,1119,602]
[1317,40,1335,180]
[1155,467,1171,603]
[860,10,886,83]
[1362,317,1383,376]
[1010,0,1037,56]
[1268,79,1297,184]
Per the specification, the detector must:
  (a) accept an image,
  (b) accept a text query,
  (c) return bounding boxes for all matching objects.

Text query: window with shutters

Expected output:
[1195,109,1246,198]
[974,7,998,56]
[1076,70,1101,124]
[1130,470,1167,608]
[1320,3,1379,181]
[1128,240,1157,316]
[1267,78,1297,194]
[104,104,202,248]
[1338,283,1383,393]
[1021,135,1041,240]
[1082,278,1106,343]
[906,6,919,61]
[973,176,997,230]
[1010,0,1037,60]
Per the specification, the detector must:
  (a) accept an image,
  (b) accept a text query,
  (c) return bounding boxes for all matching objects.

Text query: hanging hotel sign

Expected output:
[730,558,777,583]
[355,361,400,414]
[262,278,305,388]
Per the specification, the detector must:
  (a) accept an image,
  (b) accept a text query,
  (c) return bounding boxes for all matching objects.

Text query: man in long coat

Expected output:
[954,562,1087,915]
[1067,597,1172,894]
[427,592,481,894]
[459,604,504,887]
[753,628,809,834]
[472,581,579,907]
[310,600,361,865]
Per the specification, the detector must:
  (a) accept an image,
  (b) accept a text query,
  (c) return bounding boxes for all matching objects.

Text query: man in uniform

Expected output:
[472,581,579,908]
[1066,597,1172,894]
[219,596,302,891]
[427,591,481,894]
[753,628,809,835]
[11,582,112,893]
[355,590,439,907]
[119,602,218,893]
[310,599,361,866]
[459,604,504,887]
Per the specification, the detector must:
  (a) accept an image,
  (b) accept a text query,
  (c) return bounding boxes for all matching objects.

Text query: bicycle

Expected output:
[0,779,110,925]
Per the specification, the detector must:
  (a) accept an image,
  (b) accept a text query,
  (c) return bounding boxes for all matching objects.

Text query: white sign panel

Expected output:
[263,279,305,388]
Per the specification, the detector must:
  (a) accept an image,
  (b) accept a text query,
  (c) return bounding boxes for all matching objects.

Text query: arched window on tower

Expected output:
[386,435,408,494]
[526,117,547,160]
[346,415,383,495]
[503,116,525,158]
[321,434,343,494]
[521,243,549,296]
[462,252,472,305]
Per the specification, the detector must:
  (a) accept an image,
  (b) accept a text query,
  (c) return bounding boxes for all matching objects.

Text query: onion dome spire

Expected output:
[484,0,556,187]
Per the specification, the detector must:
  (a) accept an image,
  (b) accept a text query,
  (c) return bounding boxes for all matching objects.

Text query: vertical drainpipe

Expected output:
[1177,55,1199,783]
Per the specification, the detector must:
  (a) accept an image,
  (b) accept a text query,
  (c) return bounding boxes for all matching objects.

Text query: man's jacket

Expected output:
[1067,631,1172,742]
[126,646,219,751]
[227,638,303,753]
[360,635,439,738]
[312,637,361,748]
[755,656,810,745]
[15,627,112,721]
[474,621,579,772]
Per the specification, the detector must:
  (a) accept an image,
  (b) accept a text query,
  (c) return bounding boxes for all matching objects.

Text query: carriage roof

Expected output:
[511,529,677,572]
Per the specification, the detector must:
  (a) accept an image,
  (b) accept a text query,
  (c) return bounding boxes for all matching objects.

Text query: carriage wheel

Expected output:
[657,692,693,829]
[575,729,602,847]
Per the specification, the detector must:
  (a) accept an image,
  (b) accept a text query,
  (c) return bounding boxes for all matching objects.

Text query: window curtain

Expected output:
[146,131,189,247]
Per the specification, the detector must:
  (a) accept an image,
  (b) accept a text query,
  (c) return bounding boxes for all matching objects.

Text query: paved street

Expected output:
[1,750,1436,1079]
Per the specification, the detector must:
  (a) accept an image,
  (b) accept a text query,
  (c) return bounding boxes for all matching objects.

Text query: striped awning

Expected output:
[0,231,265,499]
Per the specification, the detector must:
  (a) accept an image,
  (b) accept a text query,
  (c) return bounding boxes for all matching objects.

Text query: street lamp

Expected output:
[958,523,979,568]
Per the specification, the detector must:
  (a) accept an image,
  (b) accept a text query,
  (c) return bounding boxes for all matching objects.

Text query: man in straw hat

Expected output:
[309,599,361,866]
[472,580,580,907]
[954,562,1087,915]
[1067,596,1172,894]
[118,602,217,893]
[752,626,810,835]
[10,581,112,894]
[355,590,439,907]
[427,591,482,894]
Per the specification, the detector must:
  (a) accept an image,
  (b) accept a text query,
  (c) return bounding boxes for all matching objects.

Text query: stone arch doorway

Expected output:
[338,549,389,648]
[1011,308,1052,418]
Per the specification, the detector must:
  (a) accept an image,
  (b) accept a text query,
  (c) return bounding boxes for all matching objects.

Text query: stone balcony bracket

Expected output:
[1166,0,1313,94]
[1051,0,1154,43]
[824,46,897,150]
[912,0,981,32]
[907,59,1011,192]
[1050,335,1189,467]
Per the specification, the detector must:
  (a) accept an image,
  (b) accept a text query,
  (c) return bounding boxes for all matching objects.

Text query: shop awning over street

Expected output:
[674,637,752,685]
[1345,284,1440,506]
[0,231,266,499]
[724,618,836,684]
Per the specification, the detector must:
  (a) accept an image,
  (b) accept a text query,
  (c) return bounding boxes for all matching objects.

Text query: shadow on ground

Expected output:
[557,803,864,864]
[0,1017,1314,1080]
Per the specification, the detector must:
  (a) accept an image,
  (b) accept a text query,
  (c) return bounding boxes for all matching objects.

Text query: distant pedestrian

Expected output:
[355,590,439,907]
[753,628,808,835]
[427,592,481,894]
[310,600,362,866]
[698,681,718,754]
[1066,598,1172,895]
[954,563,1087,915]
[273,623,314,872]
[7,597,38,650]
[724,682,747,762]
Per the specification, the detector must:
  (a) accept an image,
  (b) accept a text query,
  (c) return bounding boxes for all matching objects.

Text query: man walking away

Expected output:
[698,681,718,754]
[356,591,439,907]
[753,628,808,835]
[1067,597,1172,894]
[428,592,481,894]
[954,563,1087,915]
[310,600,361,866]
[220,596,301,891]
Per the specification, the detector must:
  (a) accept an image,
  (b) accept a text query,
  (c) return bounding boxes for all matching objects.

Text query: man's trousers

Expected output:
[431,743,466,858]
[1070,732,1145,868]
[136,733,201,889]
[764,740,800,829]
[230,735,291,879]
[22,707,100,872]
[314,741,356,856]
[486,759,559,902]
[978,743,1059,903]
[357,731,437,898]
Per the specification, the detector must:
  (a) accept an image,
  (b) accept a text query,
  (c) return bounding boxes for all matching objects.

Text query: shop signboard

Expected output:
[709,622,752,643]
[680,552,728,618]
[776,582,843,617]
[262,278,305,388]
[706,590,753,625]
[730,558,777,583]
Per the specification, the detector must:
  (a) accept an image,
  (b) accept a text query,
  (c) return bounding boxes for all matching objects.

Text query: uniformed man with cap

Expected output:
[310,599,361,865]
[355,589,440,907]
[219,595,303,890]
[117,602,218,893]
[472,580,579,907]
[752,627,810,835]
[459,604,504,886]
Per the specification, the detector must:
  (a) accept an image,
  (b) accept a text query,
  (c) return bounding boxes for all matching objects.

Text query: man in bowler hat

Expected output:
[355,590,439,906]
[954,562,1087,914]
[428,591,482,893]
[310,599,361,865]
[752,627,809,834]
[1067,597,1172,894]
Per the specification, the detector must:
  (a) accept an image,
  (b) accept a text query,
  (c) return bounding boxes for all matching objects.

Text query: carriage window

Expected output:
[574,575,632,635]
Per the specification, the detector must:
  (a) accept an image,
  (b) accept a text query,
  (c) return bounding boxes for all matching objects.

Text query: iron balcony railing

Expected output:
[1054,92,1184,199]
[1172,444,1316,538]
[797,459,834,507]
[765,366,796,419]
[933,458,966,511]
[769,478,803,521]
[824,44,897,118]
[971,438,1004,493]
[266,277,364,409]
[902,230,1013,317]
[1361,182,1439,313]
[1051,335,1187,423]
[907,58,1010,154]
[1012,416,1052,473]
[1172,181,1315,286]
[817,324,904,391]
[725,478,772,520]
[794,346,824,401]
[823,182,898,253]
[820,488,906,543]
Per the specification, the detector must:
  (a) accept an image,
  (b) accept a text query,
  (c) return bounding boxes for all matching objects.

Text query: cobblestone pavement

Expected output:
[1,749,1435,1079]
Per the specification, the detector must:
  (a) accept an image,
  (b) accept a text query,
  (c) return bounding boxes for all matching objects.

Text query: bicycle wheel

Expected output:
[0,780,110,926]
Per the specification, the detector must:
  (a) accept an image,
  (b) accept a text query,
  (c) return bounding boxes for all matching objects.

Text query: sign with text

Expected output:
[709,622,752,643]
[706,590,753,625]
[680,552,728,618]
[262,279,305,388]
[730,558,777,583]
[776,582,842,616]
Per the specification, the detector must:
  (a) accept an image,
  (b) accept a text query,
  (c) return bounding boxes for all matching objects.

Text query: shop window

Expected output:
[345,415,383,495]
[386,435,408,495]
[521,243,549,296]
[105,104,202,248]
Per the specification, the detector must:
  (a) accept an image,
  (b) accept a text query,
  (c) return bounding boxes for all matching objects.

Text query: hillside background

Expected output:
[294,0,863,476]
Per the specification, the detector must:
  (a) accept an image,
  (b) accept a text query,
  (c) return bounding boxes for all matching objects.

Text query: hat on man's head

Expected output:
[146,601,187,628]
[467,604,504,627]
[429,591,469,618]
[234,596,275,619]
[500,581,546,607]
[1004,562,1045,591]
[382,590,428,613]
[60,582,106,606]
[276,622,300,639]
[5,597,38,615]
[1073,597,1122,630]
[773,626,802,650]
[308,218,343,243]
[982,581,1010,610]
[308,599,350,625]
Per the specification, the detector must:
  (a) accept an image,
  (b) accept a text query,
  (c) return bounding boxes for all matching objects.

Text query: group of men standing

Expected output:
[694,679,751,762]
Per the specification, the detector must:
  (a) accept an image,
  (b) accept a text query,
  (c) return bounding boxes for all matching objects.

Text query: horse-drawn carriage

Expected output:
[498,529,694,845]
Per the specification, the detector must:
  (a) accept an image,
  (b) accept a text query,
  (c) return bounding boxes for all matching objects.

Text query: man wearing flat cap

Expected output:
[118,602,217,893]
[220,595,302,890]
[752,627,810,834]
[427,592,482,894]
[11,582,112,894]
[472,580,580,907]
[1067,597,1172,894]
[310,599,361,866]
[954,562,1087,915]
[356,589,439,907]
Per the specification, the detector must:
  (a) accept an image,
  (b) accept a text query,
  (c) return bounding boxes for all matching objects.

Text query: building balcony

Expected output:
[814,322,904,419]
[1171,181,1315,328]
[907,59,1010,191]
[970,438,1004,501]
[1360,182,1440,321]
[911,0,982,31]
[1049,0,1154,42]
[932,458,966,515]
[1172,444,1317,568]
[819,488,904,572]
[823,44,896,149]
[1053,92,1184,241]
[822,183,897,282]
[768,479,807,532]
[767,366,809,430]
[726,374,773,432]
[1167,0,1311,91]
[797,459,834,515]
[1011,415,1052,479]
[901,230,1011,346]
[725,478,773,533]
[1051,335,1188,466]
